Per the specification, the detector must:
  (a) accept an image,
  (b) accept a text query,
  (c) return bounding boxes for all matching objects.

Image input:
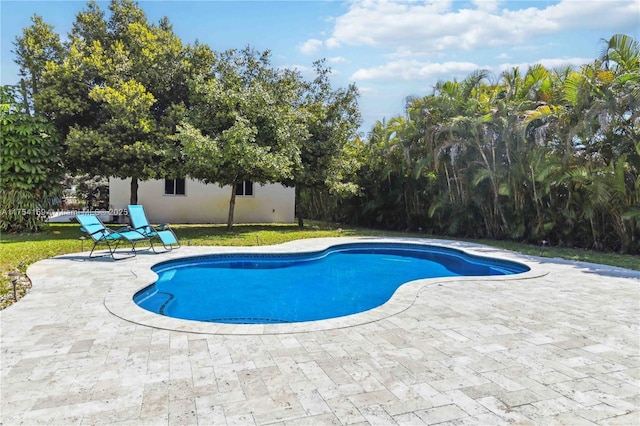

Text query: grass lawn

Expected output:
[1,220,638,308]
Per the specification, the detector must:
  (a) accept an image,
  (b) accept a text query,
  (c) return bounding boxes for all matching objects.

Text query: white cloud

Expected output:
[298,38,323,55]
[352,60,480,81]
[387,46,443,60]
[328,56,349,63]
[326,36,341,49]
[472,0,500,13]
[326,0,638,53]
[351,56,594,83]
[544,0,640,31]
[316,0,637,129]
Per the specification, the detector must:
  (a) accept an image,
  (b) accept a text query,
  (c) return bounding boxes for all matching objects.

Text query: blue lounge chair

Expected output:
[76,214,149,260]
[127,205,180,252]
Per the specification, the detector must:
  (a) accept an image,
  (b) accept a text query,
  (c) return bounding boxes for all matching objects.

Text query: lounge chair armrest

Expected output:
[92,229,112,238]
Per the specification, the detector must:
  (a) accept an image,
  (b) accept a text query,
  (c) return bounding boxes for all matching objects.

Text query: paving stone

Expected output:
[226,412,257,425]
[1,238,638,425]
[599,411,640,425]
[284,412,342,425]
[574,403,633,422]
[447,412,508,425]
[393,412,428,425]
[325,396,368,424]
[551,411,599,425]
[444,389,489,416]
[476,396,537,424]
[194,399,226,425]
[357,403,397,425]
[140,382,169,421]
[415,403,468,424]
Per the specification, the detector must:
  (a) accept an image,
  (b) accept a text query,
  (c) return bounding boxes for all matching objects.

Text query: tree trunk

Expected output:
[20,80,31,115]
[295,186,304,227]
[130,177,138,205]
[227,184,236,230]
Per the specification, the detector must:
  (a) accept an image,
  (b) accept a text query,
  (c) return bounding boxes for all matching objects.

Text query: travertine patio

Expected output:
[1,237,638,425]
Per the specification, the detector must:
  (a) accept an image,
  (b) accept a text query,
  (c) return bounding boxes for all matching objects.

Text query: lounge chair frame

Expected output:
[127,205,181,252]
[76,214,150,260]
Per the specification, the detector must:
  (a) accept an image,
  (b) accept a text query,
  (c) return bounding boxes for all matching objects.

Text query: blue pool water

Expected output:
[134,243,529,324]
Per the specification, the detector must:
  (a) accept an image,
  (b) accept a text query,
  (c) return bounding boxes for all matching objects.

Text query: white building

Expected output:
[109,178,295,224]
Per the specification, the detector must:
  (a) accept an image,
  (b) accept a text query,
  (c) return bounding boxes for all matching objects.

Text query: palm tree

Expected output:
[306,35,639,253]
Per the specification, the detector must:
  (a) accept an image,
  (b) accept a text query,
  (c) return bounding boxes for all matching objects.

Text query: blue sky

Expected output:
[2,0,639,133]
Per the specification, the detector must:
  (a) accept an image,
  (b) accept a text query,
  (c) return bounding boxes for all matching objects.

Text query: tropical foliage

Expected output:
[0,86,63,232]
[5,0,638,253]
[306,34,640,254]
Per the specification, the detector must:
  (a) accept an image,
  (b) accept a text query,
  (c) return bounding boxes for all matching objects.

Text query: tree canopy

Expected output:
[17,0,189,204]
[305,34,640,254]
[11,0,361,221]
[292,59,361,227]
[178,47,309,228]
[8,0,637,253]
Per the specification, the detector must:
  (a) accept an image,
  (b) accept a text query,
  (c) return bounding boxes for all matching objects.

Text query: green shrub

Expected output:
[0,85,63,232]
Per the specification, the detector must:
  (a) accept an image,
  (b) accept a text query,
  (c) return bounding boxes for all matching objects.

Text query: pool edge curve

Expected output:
[103,237,547,335]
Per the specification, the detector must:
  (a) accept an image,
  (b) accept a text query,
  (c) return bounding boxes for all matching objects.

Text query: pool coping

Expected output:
[102,237,548,335]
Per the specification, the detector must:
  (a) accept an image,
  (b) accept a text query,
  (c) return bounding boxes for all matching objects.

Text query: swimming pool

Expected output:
[134,242,529,324]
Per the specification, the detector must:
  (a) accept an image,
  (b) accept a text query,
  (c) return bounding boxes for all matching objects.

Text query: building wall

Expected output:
[109,178,295,224]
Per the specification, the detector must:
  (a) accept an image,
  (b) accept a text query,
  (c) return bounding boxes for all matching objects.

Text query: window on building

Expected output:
[164,178,186,195]
[235,180,254,196]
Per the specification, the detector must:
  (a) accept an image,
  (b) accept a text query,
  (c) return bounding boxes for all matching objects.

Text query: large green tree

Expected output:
[178,47,308,228]
[293,60,362,227]
[23,0,189,204]
[13,15,63,114]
